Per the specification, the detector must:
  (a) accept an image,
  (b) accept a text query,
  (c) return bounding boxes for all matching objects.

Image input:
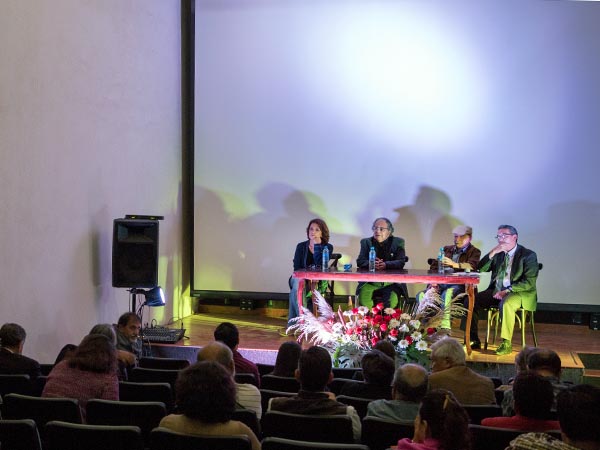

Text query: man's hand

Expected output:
[375,258,387,270]
[441,256,456,268]
[493,289,511,300]
[117,350,136,366]
[489,243,512,258]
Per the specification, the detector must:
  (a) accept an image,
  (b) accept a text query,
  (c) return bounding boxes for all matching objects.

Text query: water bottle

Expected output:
[369,246,376,272]
[322,246,329,272]
[437,247,445,273]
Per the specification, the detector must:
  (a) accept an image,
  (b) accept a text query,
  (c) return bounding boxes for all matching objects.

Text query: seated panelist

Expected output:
[287,218,333,326]
[356,217,406,308]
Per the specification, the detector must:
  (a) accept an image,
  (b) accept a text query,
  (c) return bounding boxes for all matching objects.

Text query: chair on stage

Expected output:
[261,411,354,444]
[86,399,167,447]
[336,395,371,420]
[361,416,414,450]
[485,263,543,350]
[0,419,43,450]
[355,256,411,308]
[128,367,180,390]
[259,389,296,414]
[149,427,252,450]
[262,437,369,450]
[138,356,190,370]
[463,404,503,425]
[118,381,174,412]
[260,375,300,393]
[45,420,144,450]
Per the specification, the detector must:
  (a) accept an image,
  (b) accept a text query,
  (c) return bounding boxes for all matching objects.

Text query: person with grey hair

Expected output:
[428,338,495,405]
[356,217,407,308]
[367,363,429,422]
[460,224,539,355]
[197,341,262,418]
[0,322,41,379]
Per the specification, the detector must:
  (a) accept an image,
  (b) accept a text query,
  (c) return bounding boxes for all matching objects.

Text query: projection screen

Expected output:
[193,0,600,309]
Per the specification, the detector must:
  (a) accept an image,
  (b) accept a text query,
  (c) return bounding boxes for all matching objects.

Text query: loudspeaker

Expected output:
[112,219,159,288]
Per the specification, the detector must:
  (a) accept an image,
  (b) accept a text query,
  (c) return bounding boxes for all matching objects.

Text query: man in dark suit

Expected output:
[356,217,407,308]
[0,322,41,378]
[461,224,539,355]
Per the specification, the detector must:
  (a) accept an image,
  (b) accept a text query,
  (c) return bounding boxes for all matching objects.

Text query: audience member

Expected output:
[356,217,407,308]
[496,346,536,393]
[271,341,302,378]
[268,346,361,442]
[416,225,481,336]
[367,363,428,422]
[114,312,142,364]
[288,218,333,325]
[43,334,119,420]
[90,323,130,379]
[197,341,261,419]
[502,347,571,416]
[354,341,396,381]
[506,384,600,450]
[0,322,41,379]
[159,361,260,450]
[214,322,260,387]
[482,372,560,431]
[396,389,471,450]
[460,224,538,355]
[428,338,495,405]
[340,350,394,399]
[54,344,78,365]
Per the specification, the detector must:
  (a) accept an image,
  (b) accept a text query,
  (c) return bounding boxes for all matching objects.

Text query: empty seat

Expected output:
[149,426,252,450]
[261,375,300,393]
[328,378,363,396]
[262,436,370,450]
[463,404,503,425]
[259,389,296,414]
[138,357,190,370]
[361,416,414,450]
[469,424,527,450]
[118,381,174,412]
[261,411,354,444]
[0,419,42,450]
[45,420,144,450]
[256,363,275,378]
[235,373,258,387]
[128,367,180,389]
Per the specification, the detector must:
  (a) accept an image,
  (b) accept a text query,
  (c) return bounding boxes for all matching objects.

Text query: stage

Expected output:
[147,308,600,385]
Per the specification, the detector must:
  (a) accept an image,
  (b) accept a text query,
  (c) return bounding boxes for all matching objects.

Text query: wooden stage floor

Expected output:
[155,310,599,380]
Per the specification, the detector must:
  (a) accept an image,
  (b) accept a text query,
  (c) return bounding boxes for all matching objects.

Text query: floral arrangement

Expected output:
[287,287,467,367]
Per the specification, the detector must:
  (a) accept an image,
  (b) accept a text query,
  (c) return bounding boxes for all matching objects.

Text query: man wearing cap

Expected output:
[417,225,481,335]
[461,224,539,355]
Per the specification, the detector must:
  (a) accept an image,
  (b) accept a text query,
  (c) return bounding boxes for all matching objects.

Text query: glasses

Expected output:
[495,233,514,239]
[372,226,390,232]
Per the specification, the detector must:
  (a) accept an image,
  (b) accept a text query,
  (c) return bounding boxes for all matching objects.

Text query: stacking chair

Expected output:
[118,381,174,412]
[262,437,369,450]
[128,367,181,389]
[45,420,144,450]
[139,357,190,370]
[463,404,503,425]
[86,399,167,447]
[260,375,300,393]
[336,395,371,420]
[361,416,414,450]
[149,427,252,450]
[259,389,296,414]
[0,419,42,450]
[261,411,354,444]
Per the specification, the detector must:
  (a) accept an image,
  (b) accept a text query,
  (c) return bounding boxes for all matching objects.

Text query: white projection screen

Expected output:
[193,0,600,309]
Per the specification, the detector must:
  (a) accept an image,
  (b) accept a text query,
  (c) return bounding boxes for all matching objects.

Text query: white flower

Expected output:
[343,310,354,317]
[416,340,428,351]
[411,331,422,341]
[389,319,400,328]
[358,306,370,315]
[384,308,396,315]
[409,319,421,329]
[398,323,409,333]
[400,313,412,321]
[332,323,343,332]
[388,336,398,342]
[398,339,410,349]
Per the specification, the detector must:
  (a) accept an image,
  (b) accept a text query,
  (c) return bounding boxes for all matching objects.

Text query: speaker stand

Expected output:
[129,289,137,313]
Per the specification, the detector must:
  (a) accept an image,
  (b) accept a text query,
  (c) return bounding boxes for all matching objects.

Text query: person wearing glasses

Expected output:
[460,224,539,355]
[356,217,406,308]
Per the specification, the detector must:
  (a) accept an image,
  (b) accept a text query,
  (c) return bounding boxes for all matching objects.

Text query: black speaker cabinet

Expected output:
[112,219,159,288]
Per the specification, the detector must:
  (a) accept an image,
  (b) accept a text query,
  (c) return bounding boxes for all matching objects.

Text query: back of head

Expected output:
[213,322,239,350]
[527,348,561,377]
[392,363,428,402]
[513,372,554,419]
[557,384,600,446]
[373,340,396,360]
[514,346,536,374]
[197,341,234,374]
[0,323,26,349]
[273,341,302,377]
[298,346,332,392]
[419,389,470,450]
[176,361,236,423]
[430,338,466,367]
[69,334,117,374]
[361,350,395,385]
[89,324,117,345]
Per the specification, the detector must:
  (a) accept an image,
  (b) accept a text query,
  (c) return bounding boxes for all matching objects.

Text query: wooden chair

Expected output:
[261,411,354,444]
[463,404,503,425]
[149,427,252,450]
[0,419,42,450]
[262,437,369,450]
[138,357,190,370]
[232,408,260,437]
[118,381,174,412]
[86,399,167,447]
[261,375,300,393]
[128,367,180,389]
[336,395,371,420]
[259,389,296,414]
[361,416,414,450]
[45,420,144,450]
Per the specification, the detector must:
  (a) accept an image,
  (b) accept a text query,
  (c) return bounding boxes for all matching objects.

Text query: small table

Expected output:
[292,268,480,355]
